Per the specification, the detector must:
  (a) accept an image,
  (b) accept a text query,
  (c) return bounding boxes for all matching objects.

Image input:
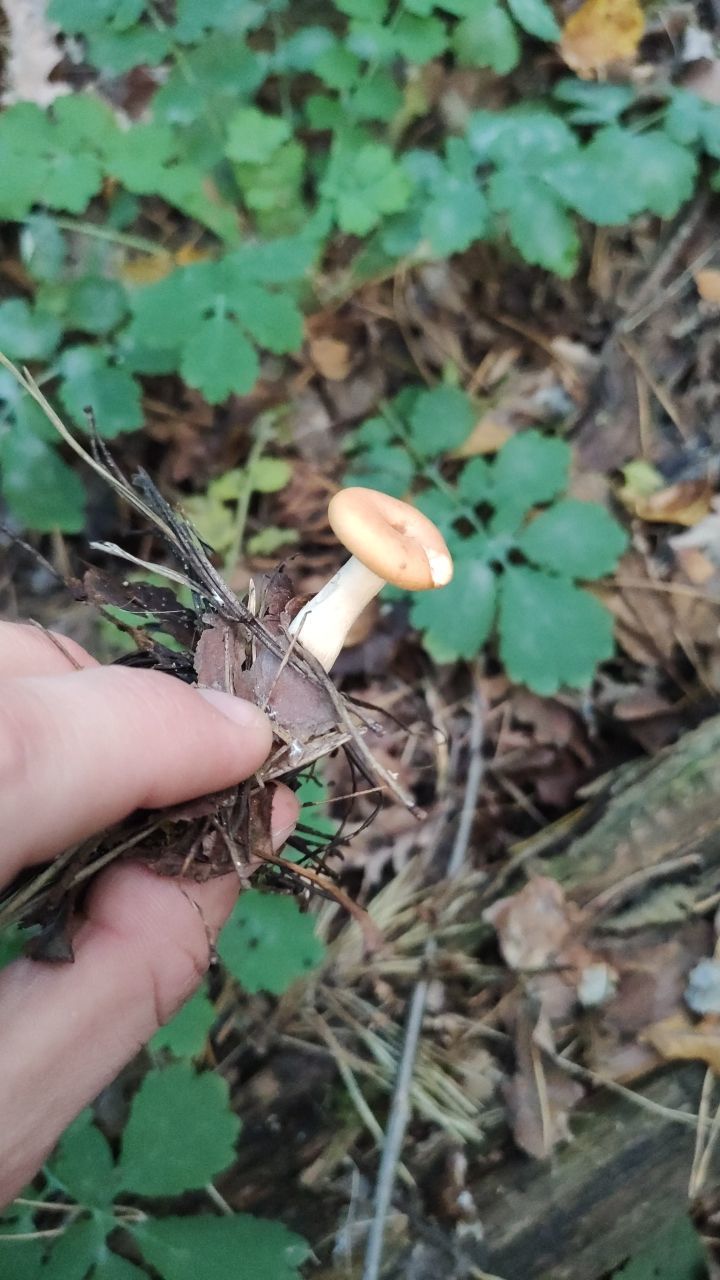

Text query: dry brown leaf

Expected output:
[309,336,352,381]
[695,269,720,304]
[505,1002,584,1158]
[484,876,599,1022]
[642,1011,720,1072]
[560,0,645,76]
[621,479,714,526]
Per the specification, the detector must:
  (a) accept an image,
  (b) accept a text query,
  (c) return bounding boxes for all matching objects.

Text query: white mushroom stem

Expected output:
[288,556,384,672]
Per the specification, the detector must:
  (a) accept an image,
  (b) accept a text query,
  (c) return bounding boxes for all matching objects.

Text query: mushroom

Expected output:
[288,486,453,671]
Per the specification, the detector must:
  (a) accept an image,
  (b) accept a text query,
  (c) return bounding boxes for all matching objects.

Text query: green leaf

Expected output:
[236,286,304,354]
[48,0,144,34]
[517,499,628,579]
[411,545,496,662]
[45,1216,107,1280]
[117,1062,241,1195]
[225,108,292,164]
[499,566,615,693]
[394,12,447,61]
[64,277,128,335]
[401,142,490,256]
[0,430,86,532]
[85,26,170,72]
[0,924,25,969]
[409,386,476,457]
[246,525,298,555]
[180,313,259,403]
[346,444,415,497]
[20,215,66,281]
[336,0,388,16]
[547,127,697,224]
[507,0,560,40]
[51,1111,117,1206]
[134,1214,310,1280]
[467,106,577,168]
[612,1214,707,1280]
[153,35,266,125]
[218,890,325,994]
[174,0,264,41]
[58,346,143,435]
[553,78,634,125]
[456,456,494,504]
[489,170,580,276]
[315,44,361,90]
[91,1255,149,1280]
[295,768,336,843]
[492,429,571,511]
[248,456,292,492]
[0,1238,43,1280]
[149,989,216,1058]
[348,70,403,122]
[452,3,520,74]
[322,142,411,235]
[0,299,60,360]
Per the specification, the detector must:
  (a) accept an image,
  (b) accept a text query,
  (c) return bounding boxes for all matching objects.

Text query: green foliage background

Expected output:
[0,2,716,1272]
[1,0,714,686]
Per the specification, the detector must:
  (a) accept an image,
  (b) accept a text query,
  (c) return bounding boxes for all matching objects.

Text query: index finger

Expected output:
[0,666,273,883]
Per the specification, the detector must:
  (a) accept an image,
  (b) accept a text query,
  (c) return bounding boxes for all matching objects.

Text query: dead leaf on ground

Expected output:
[560,0,645,76]
[642,1011,720,1073]
[484,875,601,1022]
[505,1001,585,1158]
[309,336,352,381]
[695,269,720,305]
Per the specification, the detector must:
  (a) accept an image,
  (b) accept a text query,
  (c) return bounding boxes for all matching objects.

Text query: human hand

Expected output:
[0,621,297,1206]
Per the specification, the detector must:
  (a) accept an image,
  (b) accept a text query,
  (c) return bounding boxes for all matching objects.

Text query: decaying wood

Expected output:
[468,1064,712,1280]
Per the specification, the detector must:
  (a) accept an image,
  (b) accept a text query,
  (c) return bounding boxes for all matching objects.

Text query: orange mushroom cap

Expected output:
[327,488,453,591]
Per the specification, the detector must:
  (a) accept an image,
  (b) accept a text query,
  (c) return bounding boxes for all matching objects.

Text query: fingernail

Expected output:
[197,686,270,734]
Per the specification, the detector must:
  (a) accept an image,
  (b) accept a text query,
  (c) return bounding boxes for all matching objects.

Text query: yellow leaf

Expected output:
[453,415,512,458]
[695,269,720,304]
[560,0,644,77]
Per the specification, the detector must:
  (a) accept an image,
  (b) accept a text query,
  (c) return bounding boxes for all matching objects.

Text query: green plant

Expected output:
[0,1061,310,1279]
[611,1213,707,1279]
[345,387,628,692]
[2,0,719,535]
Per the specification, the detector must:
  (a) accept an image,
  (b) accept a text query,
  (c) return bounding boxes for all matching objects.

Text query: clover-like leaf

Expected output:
[64,277,128,335]
[218,890,325,994]
[0,430,86,532]
[44,1215,107,1280]
[58,346,143,435]
[613,1214,706,1280]
[51,1111,117,1206]
[410,539,496,663]
[499,565,615,693]
[408,386,476,458]
[180,313,259,402]
[149,989,216,1059]
[134,1213,310,1280]
[116,1062,241,1196]
[507,0,560,41]
[225,108,291,164]
[517,498,628,579]
[489,170,580,277]
[452,2,520,74]
[347,444,415,497]
[0,300,60,361]
[322,142,411,235]
[492,429,570,514]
